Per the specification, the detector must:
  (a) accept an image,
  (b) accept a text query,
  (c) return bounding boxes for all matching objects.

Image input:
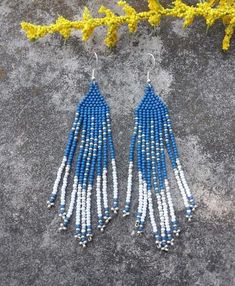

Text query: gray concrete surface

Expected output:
[0,1,234,285]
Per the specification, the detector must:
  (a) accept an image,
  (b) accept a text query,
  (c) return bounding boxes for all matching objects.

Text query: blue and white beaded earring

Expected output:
[123,54,196,251]
[47,53,119,247]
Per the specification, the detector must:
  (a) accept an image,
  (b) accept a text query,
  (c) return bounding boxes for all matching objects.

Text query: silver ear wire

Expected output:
[146,53,156,83]
[91,52,99,81]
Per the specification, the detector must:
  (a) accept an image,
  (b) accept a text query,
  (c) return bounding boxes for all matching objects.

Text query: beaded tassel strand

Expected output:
[123,78,196,251]
[47,79,118,247]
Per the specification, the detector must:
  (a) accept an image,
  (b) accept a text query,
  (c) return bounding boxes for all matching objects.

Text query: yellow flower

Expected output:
[105,25,118,48]
[148,13,161,26]
[20,0,235,51]
[148,0,163,11]
[20,22,47,41]
[223,24,234,50]
[118,1,138,32]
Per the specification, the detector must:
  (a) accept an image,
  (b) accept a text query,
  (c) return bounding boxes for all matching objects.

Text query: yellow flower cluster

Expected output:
[21,0,235,51]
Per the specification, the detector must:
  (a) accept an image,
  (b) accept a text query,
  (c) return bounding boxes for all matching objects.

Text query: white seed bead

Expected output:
[174,168,190,208]
[76,184,82,225]
[52,159,67,195]
[67,187,77,218]
[102,168,108,209]
[96,175,102,216]
[148,190,157,233]
[126,161,133,203]
[112,159,118,200]
[140,181,148,223]
[86,185,92,226]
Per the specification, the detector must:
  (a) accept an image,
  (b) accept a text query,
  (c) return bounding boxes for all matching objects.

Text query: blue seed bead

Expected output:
[138,223,144,232]
[104,208,110,218]
[161,241,166,248]
[166,230,172,241]
[81,232,87,242]
[136,212,142,220]
[188,195,196,207]
[63,218,69,227]
[167,234,173,243]
[60,204,65,214]
[49,194,57,203]
[172,220,179,231]
[97,213,104,226]
[76,224,81,231]
[86,226,92,236]
[154,232,161,242]
[112,198,118,208]
[185,207,192,217]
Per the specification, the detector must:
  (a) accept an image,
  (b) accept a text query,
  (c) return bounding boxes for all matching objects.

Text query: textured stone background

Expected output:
[0,1,234,285]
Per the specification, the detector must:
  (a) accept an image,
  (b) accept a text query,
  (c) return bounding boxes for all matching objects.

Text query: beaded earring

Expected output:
[47,53,118,247]
[123,54,196,251]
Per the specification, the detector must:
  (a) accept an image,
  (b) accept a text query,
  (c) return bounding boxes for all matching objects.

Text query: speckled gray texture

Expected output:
[0,1,234,285]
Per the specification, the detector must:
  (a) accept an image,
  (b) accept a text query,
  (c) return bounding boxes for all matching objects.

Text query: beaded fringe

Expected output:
[123,83,196,251]
[47,81,118,247]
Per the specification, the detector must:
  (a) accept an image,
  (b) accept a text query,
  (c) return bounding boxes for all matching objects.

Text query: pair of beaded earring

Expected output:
[47,53,118,247]
[124,54,196,251]
[47,53,196,250]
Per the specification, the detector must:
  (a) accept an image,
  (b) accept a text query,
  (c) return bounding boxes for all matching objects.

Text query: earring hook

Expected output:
[146,53,156,83]
[91,52,99,81]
